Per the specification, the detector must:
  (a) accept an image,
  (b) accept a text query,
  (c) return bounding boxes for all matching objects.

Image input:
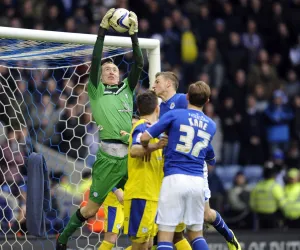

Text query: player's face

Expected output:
[152,76,168,97]
[101,63,120,85]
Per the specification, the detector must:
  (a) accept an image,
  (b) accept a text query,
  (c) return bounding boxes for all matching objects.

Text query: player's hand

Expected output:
[120,130,129,137]
[128,11,138,35]
[143,151,151,162]
[100,8,115,29]
[157,135,168,149]
[113,189,124,205]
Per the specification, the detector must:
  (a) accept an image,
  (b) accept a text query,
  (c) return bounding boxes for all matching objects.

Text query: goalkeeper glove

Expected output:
[128,11,138,35]
[100,8,115,30]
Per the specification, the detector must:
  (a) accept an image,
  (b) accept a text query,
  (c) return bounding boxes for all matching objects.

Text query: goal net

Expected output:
[0,27,160,250]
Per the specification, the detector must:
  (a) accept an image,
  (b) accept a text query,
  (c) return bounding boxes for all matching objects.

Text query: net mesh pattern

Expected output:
[0,37,150,250]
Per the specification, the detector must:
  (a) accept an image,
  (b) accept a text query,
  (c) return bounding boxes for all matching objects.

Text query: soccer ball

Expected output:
[109,8,130,33]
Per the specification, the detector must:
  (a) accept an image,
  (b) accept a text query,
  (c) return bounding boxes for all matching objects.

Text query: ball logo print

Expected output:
[109,8,130,33]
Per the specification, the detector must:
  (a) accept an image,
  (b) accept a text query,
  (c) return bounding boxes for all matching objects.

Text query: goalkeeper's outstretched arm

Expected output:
[127,12,144,91]
[89,8,115,88]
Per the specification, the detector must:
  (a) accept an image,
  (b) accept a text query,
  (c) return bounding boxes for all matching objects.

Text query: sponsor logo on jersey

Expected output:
[170,102,175,109]
[93,192,98,197]
[118,101,132,113]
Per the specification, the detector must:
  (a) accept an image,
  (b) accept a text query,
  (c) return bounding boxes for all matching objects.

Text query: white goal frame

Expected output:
[0,26,161,184]
[0,26,161,85]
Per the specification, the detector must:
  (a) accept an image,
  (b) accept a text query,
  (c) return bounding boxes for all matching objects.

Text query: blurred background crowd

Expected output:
[1,0,300,237]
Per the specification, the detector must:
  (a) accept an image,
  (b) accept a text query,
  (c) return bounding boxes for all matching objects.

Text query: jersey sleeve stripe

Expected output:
[145,130,153,138]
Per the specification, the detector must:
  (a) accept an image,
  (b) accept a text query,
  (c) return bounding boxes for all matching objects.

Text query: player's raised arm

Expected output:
[127,11,144,91]
[140,112,174,147]
[89,8,115,88]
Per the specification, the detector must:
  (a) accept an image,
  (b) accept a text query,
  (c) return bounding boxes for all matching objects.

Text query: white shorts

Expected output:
[203,162,211,201]
[156,174,206,231]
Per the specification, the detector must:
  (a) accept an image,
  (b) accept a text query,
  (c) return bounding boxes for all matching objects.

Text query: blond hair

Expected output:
[155,71,179,90]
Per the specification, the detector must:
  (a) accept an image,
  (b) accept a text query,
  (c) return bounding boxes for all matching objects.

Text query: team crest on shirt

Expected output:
[116,223,121,229]
[170,102,175,109]
[142,227,148,233]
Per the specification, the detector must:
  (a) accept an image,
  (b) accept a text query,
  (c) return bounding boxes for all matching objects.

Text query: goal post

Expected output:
[0,26,161,250]
[0,26,161,85]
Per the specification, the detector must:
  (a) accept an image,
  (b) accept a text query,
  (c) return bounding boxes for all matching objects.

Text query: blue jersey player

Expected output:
[141,81,213,250]
[152,72,187,119]
[152,72,241,250]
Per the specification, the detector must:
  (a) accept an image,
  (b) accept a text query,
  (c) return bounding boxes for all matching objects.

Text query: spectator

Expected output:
[285,69,300,99]
[283,168,300,228]
[250,162,286,229]
[161,16,181,67]
[193,4,214,49]
[199,44,224,90]
[265,90,294,153]
[43,5,61,31]
[240,95,265,165]
[242,19,262,62]
[213,19,228,60]
[228,171,252,228]
[253,83,268,112]
[285,141,300,168]
[138,18,150,38]
[248,49,279,98]
[289,35,300,67]
[219,97,241,165]
[222,1,243,33]
[181,17,198,89]
[226,32,249,80]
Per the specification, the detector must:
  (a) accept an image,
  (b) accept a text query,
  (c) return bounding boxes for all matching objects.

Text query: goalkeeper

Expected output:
[56,8,143,250]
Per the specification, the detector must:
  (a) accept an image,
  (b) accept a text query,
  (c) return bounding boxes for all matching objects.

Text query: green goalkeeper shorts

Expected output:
[89,149,128,205]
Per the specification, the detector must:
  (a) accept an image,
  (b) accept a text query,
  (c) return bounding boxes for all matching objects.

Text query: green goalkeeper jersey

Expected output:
[87,28,143,145]
[88,78,133,144]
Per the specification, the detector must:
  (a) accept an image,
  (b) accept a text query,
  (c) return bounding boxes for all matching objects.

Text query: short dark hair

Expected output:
[188,81,211,107]
[136,90,158,116]
[155,71,179,90]
[101,57,114,66]
[132,114,140,120]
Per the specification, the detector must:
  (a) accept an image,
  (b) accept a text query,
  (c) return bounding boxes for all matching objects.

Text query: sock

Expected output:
[191,237,209,250]
[58,209,86,244]
[175,238,192,250]
[125,246,132,250]
[98,240,114,250]
[157,241,173,250]
[211,212,233,242]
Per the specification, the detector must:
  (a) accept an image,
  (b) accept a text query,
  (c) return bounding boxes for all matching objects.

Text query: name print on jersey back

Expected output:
[176,113,212,157]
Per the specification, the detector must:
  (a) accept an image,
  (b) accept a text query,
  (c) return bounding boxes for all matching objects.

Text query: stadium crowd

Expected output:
[1,0,300,237]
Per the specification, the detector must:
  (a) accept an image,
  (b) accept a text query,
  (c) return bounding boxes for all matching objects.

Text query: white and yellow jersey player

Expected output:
[98,188,126,250]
